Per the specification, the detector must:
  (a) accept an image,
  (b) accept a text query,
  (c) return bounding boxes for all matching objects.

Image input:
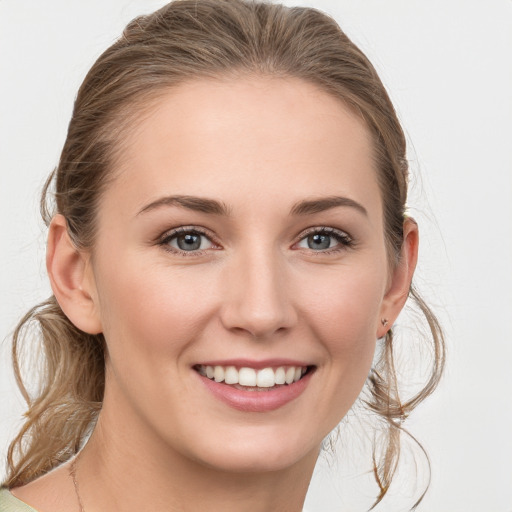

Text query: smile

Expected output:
[194,362,315,412]
[195,364,309,390]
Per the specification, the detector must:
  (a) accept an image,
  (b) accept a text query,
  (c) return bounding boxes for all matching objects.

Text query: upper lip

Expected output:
[194,358,313,369]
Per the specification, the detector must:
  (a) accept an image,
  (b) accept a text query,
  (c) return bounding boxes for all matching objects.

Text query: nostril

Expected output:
[219,303,298,339]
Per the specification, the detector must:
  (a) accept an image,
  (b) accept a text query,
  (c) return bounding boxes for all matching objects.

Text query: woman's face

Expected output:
[86,77,395,472]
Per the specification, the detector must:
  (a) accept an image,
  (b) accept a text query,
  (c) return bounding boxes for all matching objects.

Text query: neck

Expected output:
[76,410,318,512]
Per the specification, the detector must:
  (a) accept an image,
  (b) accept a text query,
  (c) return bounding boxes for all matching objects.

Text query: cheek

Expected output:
[301,267,384,418]
[297,261,386,404]
[298,263,386,349]
[94,256,218,361]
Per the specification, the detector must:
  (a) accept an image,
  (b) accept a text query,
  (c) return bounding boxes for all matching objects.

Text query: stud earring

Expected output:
[381,318,389,327]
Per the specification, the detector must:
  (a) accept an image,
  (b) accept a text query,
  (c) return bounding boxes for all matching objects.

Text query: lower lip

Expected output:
[197,371,313,412]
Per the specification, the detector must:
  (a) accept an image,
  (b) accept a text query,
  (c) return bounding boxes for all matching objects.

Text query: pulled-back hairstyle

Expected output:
[5,0,445,508]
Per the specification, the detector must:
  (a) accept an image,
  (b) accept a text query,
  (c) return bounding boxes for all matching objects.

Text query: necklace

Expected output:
[70,456,85,512]
[69,455,308,512]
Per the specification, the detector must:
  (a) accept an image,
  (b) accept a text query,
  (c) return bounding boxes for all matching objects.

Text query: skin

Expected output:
[13,76,418,512]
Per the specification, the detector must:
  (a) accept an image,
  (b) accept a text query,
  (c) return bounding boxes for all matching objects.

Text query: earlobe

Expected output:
[377,218,419,338]
[46,214,102,334]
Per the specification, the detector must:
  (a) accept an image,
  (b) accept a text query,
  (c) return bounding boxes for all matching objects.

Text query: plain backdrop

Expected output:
[1,1,511,511]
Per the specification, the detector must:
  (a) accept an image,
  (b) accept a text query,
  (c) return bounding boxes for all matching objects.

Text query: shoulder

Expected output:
[1,462,77,512]
[0,488,38,512]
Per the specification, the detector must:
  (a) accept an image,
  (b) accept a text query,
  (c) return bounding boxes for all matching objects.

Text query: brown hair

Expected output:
[5,0,445,507]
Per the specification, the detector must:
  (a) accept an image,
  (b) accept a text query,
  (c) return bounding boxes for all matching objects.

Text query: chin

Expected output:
[200,448,316,474]
[180,423,322,474]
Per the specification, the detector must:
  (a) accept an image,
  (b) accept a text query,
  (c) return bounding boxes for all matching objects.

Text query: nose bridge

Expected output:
[220,242,296,338]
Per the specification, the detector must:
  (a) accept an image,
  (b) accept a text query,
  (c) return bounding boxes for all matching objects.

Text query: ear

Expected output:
[377,217,419,338]
[46,214,103,334]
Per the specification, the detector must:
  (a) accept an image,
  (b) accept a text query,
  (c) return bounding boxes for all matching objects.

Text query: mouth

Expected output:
[194,364,314,392]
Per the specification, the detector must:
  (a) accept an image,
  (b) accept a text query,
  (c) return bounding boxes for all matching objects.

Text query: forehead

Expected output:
[105,76,382,222]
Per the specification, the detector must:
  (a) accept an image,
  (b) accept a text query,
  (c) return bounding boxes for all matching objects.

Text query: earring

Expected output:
[381,318,389,327]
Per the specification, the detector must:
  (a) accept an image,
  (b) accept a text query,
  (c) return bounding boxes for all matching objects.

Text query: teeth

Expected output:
[239,367,257,386]
[275,367,286,385]
[224,366,239,385]
[213,366,225,383]
[256,368,275,387]
[198,364,308,388]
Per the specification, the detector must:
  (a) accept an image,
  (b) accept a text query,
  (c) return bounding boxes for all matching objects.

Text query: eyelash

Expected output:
[157,226,354,256]
[158,226,219,256]
[293,226,354,254]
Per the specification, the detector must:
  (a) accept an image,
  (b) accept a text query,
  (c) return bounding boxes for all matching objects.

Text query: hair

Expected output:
[4,0,445,508]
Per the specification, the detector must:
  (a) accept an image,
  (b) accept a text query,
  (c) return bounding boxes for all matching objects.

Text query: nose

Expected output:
[219,246,297,339]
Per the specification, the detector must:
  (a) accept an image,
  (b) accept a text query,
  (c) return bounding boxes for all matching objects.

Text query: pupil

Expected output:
[178,234,201,251]
[308,234,330,250]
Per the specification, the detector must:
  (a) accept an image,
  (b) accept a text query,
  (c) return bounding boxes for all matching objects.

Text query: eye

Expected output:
[296,228,353,252]
[160,228,216,253]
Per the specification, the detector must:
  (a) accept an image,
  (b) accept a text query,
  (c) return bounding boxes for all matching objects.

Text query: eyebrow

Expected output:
[137,195,231,216]
[290,196,368,217]
[137,194,367,218]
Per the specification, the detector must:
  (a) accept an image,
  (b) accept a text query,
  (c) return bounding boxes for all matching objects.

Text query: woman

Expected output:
[1,1,444,510]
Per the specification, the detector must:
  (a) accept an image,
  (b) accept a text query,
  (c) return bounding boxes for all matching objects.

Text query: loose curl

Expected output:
[4,0,445,508]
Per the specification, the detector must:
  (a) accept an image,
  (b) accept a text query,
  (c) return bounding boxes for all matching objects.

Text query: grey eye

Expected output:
[169,232,213,251]
[298,233,337,250]
[296,228,352,252]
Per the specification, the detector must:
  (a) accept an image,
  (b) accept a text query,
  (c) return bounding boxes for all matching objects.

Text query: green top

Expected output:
[0,489,38,512]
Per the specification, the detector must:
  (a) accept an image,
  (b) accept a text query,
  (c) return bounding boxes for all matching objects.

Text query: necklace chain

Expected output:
[70,457,85,512]
[68,454,308,512]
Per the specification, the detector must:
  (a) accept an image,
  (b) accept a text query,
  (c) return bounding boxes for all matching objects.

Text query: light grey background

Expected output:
[1,1,511,510]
